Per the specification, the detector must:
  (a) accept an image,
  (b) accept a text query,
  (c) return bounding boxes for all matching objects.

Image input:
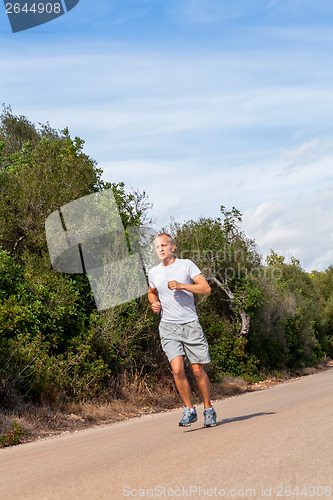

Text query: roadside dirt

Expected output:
[1,360,332,446]
[2,368,333,500]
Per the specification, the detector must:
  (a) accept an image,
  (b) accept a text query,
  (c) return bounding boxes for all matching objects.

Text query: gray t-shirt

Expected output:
[148,258,201,324]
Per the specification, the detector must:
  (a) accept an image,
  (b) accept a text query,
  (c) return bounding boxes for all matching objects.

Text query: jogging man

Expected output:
[148,233,217,427]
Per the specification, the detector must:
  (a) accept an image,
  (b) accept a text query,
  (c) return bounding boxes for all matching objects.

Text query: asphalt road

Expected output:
[1,369,332,500]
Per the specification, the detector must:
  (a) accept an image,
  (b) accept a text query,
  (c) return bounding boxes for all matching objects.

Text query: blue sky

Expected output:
[1,0,333,270]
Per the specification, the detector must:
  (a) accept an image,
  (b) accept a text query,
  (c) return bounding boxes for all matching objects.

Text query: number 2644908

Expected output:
[6,3,62,14]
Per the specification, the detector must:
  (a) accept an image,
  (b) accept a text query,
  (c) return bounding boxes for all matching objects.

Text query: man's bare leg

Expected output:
[191,363,211,409]
[170,356,193,408]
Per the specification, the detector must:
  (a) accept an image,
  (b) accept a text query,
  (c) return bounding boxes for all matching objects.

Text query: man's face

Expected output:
[154,235,175,261]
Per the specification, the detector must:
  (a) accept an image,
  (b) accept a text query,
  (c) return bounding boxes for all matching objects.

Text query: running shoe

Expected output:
[204,407,217,427]
[179,407,198,427]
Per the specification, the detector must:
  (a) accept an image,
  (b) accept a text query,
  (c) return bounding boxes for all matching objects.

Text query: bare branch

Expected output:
[210,276,250,338]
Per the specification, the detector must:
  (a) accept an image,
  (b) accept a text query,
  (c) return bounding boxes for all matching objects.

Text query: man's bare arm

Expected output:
[148,286,161,313]
[168,274,211,295]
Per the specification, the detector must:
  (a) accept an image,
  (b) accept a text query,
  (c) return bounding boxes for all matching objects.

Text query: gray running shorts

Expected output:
[159,320,211,364]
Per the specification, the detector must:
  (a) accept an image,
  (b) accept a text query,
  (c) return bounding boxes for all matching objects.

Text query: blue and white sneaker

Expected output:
[204,407,217,427]
[179,407,198,427]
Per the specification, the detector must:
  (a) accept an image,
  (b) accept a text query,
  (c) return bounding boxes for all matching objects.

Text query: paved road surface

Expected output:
[1,370,332,499]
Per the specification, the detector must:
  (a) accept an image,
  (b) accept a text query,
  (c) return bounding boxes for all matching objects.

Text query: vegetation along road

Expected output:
[0,369,332,500]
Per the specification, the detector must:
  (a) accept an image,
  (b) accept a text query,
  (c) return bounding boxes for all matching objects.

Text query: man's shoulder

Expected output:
[176,258,201,277]
[175,258,191,264]
[148,263,162,275]
[176,258,198,267]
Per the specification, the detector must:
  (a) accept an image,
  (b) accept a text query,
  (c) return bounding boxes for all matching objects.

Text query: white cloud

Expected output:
[103,147,333,272]
[1,37,333,270]
[242,184,333,271]
[281,138,333,171]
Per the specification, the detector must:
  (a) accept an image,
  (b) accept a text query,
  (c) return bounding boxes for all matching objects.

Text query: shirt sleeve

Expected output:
[188,260,201,279]
[148,270,155,289]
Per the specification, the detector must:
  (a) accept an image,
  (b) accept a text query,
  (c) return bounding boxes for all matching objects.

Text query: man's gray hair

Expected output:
[155,233,175,245]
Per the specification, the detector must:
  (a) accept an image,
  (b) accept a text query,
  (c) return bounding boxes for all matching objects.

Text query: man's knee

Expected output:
[172,365,186,378]
[191,363,206,378]
[171,356,186,378]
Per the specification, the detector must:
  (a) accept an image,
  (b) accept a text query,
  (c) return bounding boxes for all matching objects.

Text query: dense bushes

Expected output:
[0,248,109,403]
[247,254,325,371]
[1,108,332,409]
[169,217,329,377]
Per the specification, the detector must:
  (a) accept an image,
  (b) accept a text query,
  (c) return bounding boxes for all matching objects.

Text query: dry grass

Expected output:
[211,376,248,398]
[0,371,183,445]
[0,413,13,435]
[1,360,332,446]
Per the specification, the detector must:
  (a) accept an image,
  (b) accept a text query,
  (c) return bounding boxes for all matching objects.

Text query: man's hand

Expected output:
[151,301,161,314]
[168,280,181,290]
[168,275,211,295]
[148,286,161,313]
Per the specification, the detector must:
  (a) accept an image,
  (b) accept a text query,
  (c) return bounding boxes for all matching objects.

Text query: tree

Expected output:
[0,108,108,256]
[310,265,333,358]
[168,206,262,338]
[0,107,158,404]
[249,251,324,369]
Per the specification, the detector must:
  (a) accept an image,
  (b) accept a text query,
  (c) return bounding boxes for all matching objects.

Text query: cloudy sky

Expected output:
[1,0,333,271]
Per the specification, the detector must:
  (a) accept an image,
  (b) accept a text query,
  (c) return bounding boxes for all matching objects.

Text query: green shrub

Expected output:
[0,422,29,447]
[200,316,259,380]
